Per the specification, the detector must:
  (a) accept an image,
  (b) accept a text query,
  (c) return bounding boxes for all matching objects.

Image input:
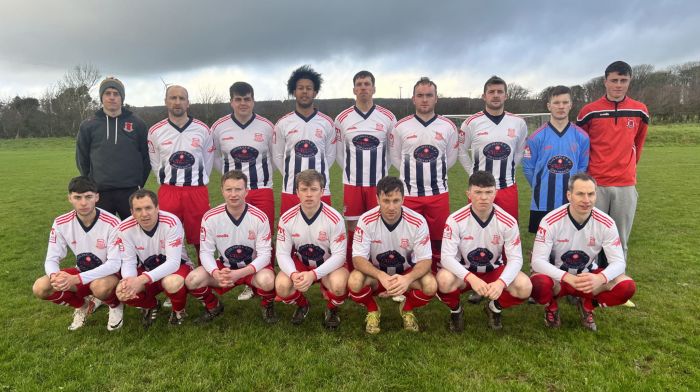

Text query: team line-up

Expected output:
[34,61,649,334]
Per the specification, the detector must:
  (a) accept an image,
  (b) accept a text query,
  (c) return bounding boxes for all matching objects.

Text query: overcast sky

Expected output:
[1,0,699,107]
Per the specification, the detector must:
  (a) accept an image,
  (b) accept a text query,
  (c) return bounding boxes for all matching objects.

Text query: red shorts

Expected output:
[63,267,98,298]
[494,184,519,221]
[246,188,275,234]
[213,260,274,295]
[461,265,506,293]
[403,192,450,240]
[158,184,210,245]
[137,263,192,296]
[343,185,377,220]
[280,193,332,216]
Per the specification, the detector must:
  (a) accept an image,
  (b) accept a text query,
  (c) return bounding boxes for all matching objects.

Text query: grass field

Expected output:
[0,123,699,391]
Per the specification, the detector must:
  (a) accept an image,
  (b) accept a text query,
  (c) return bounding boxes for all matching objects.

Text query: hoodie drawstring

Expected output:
[106,114,119,144]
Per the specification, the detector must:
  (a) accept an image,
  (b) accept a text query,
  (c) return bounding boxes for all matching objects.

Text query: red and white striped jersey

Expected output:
[335,105,396,186]
[211,113,274,189]
[199,203,272,274]
[44,208,121,284]
[117,210,192,283]
[352,206,432,275]
[276,202,346,279]
[531,204,626,283]
[148,117,214,186]
[272,110,337,195]
[459,111,528,189]
[389,114,459,196]
[440,204,523,286]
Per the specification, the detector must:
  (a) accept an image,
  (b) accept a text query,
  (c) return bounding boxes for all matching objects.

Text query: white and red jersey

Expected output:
[531,204,626,283]
[276,202,346,279]
[148,117,214,186]
[117,210,192,283]
[199,203,272,274]
[335,105,396,186]
[440,204,523,286]
[272,110,336,195]
[389,114,458,196]
[211,113,274,189]
[459,111,528,189]
[44,208,121,284]
[352,206,432,275]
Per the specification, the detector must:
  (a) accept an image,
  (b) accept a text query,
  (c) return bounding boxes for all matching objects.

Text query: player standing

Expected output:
[275,170,348,329]
[184,170,277,323]
[529,173,637,331]
[272,66,337,215]
[348,176,436,333]
[437,171,532,331]
[522,85,590,233]
[76,77,150,219]
[389,77,459,269]
[116,189,193,327]
[148,85,214,259]
[32,176,124,331]
[335,70,396,269]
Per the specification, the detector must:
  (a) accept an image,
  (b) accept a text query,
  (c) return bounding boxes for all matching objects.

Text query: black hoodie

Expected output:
[76,107,151,191]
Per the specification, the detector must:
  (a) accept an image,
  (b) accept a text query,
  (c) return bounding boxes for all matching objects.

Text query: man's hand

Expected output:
[466,274,488,297]
[292,271,315,292]
[573,272,606,293]
[213,268,235,287]
[386,274,412,296]
[50,271,80,292]
[484,280,506,300]
[117,276,147,301]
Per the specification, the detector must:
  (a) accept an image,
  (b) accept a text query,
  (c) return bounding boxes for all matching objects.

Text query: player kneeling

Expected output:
[116,189,193,328]
[32,176,123,331]
[185,170,277,324]
[437,171,531,331]
[275,170,348,329]
[530,173,636,331]
[348,176,436,333]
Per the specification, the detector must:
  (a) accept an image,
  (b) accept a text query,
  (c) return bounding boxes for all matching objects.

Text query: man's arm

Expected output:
[578,131,590,173]
[275,224,297,276]
[199,218,219,274]
[440,216,470,281]
[202,127,215,177]
[530,224,566,281]
[136,118,150,187]
[313,217,347,279]
[522,135,538,186]
[147,131,161,181]
[142,224,183,283]
[513,120,528,167]
[271,122,285,175]
[44,221,68,277]
[248,215,272,273]
[445,123,459,169]
[118,233,139,278]
[498,223,524,287]
[324,122,338,174]
[351,221,392,283]
[388,126,401,170]
[600,223,627,283]
[634,111,649,163]
[334,120,345,168]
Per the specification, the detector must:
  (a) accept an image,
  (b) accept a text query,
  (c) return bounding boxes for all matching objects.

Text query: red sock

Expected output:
[349,285,379,312]
[46,291,85,308]
[125,292,158,309]
[255,287,276,307]
[280,291,308,307]
[530,274,555,305]
[437,289,461,310]
[595,280,636,307]
[403,289,433,311]
[102,290,121,308]
[166,286,188,312]
[190,286,219,310]
[320,285,347,309]
[497,289,525,309]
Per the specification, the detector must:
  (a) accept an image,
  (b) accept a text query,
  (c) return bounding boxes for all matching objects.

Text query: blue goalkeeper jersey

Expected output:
[522,122,589,212]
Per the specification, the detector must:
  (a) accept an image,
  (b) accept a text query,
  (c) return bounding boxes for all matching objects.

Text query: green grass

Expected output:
[0,123,699,391]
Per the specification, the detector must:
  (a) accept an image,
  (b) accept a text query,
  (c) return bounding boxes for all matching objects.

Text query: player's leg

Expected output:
[436,269,468,332]
[320,267,349,329]
[608,186,638,258]
[161,264,191,325]
[186,266,223,322]
[279,192,299,216]
[426,194,451,270]
[572,273,636,332]
[481,271,532,330]
[494,184,519,221]
[404,272,437,310]
[183,186,210,261]
[90,275,123,331]
[251,267,278,323]
[348,269,381,333]
[275,270,310,324]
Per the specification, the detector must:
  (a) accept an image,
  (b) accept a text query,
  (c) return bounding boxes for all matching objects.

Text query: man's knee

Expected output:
[32,276,52,299]
[327,269,349,296]
[185,267,209,290]
[254,269,275,291]
[90,276,118,299]
[275,272,293,295]
[347,270,366,291]
[508,273,533,299]
[436,269,457,292]
[419,273,438,296]
[162,274,185,293]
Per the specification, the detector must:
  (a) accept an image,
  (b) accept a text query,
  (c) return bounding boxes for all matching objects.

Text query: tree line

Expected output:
[1,61,699,139]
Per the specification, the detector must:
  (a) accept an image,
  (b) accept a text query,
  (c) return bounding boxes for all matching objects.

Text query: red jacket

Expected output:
[576,96,649,186]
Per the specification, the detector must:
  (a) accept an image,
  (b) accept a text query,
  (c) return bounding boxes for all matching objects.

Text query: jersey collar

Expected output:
[354,105,376,120]
[226,204,248,227]
[301,204,323,225]
[295,109,318,123]
[381,209,403,232]
[567,206,592,231]
[414,113,438,127]
[470,206,494,229]
[77,209,100,233]
[231,113,255,129]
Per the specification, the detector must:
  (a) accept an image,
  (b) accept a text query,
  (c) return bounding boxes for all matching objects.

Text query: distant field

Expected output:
[0,123,698,391]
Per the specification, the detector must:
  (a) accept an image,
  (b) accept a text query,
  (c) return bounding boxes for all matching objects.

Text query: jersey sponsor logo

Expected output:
[406,134,418,140]
[224,245,254,266]
[49,228,56,243]
[76,252,103,272]
[288,129,299,135]
[96,239,106,250]
[467,248,494,267]
[354,227,364,243]
[297,244,326,265]
[294,140,318,157]
[352,134,380,151]
[207,145,216,153]
[124,122,133,132]
[136,246,145,251]
[161,140,173,146]
[588,236,596,246]
[463,235,474,240]
[291,233,300,238]
[375,123,384,131]
[191,138,201,148]
[507,128,516,138]
[547,155,574,174]
[557,239,570,243]
[443,224,452,240]
[222,136,234,141]
[535,227,547,243]
[318,231,328,242]
[376,250,407,272]
[248,230,256,240]
[483,142,511,160]
[491,235,501,245]
[169,151,196,169]
[255,133,264,142]
[435,132,444,141]
[477,131,489,136]
[371,239,383,244]
[216,234,229,238]
[230,145,259,163]
[142,254,166,271]
[560,250,590,271]
[413,145,439,163]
